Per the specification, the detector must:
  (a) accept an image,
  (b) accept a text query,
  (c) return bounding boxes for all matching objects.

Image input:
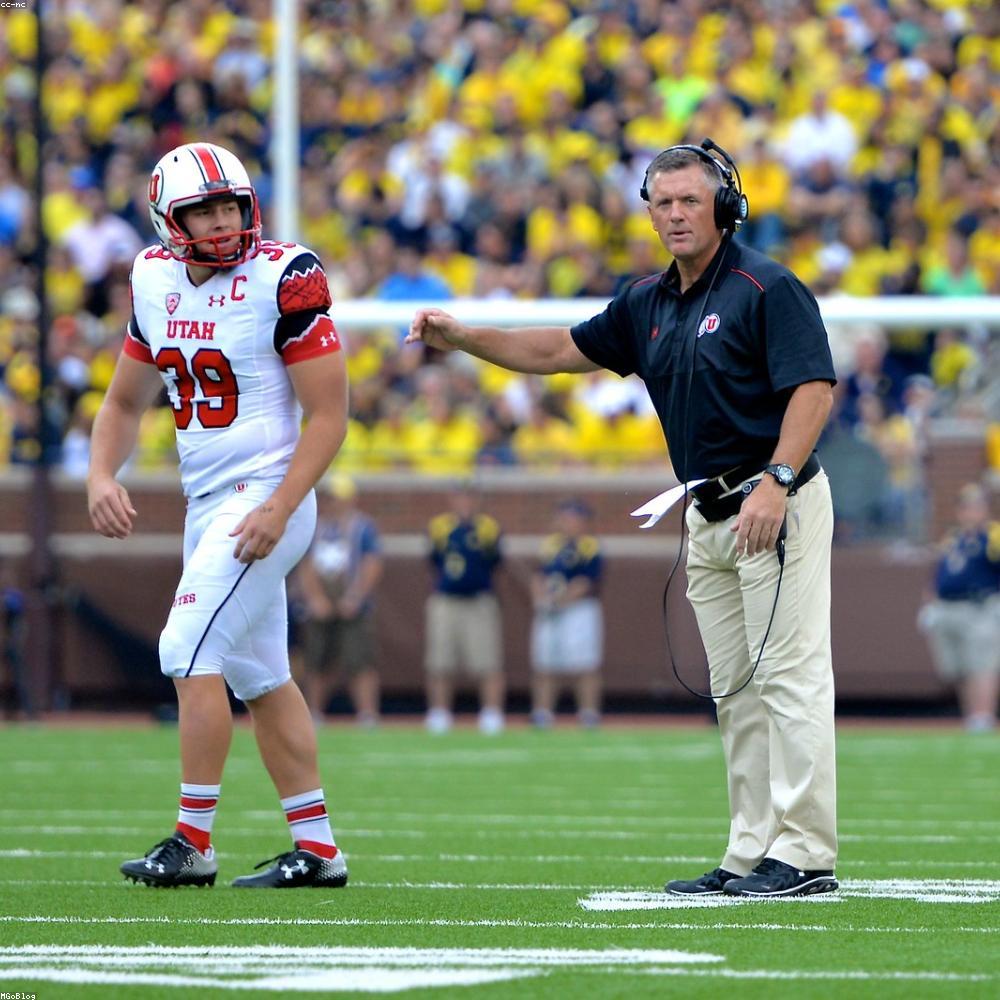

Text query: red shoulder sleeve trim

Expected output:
[122,323,155,364]
[280,314,342,365]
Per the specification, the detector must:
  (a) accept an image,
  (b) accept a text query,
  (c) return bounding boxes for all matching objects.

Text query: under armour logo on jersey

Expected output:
[650,324,660,341]
[166,293,180,315]
[697,313,721,338]
[208,295,226,307]
[234,482,247,493]
[281,860,308,879]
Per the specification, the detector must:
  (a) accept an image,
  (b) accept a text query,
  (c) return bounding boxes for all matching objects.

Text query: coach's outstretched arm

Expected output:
[407,308,599,375]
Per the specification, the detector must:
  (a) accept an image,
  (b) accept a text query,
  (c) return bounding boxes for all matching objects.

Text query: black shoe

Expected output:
[665,867,739,895]
[120,832,217,888]
[723,857,838,897]
[231,845,348,888]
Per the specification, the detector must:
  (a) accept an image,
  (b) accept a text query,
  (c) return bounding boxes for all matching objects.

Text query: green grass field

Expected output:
[1,721,997,998]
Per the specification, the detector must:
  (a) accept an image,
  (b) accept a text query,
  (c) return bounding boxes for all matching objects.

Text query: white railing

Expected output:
[331,296,1000,330]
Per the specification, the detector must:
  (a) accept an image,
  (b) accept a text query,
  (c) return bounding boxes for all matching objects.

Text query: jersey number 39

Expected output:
[156,347,238,429]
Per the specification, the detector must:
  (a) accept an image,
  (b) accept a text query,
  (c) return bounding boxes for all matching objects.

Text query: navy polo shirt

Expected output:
[934,527,1000,602]
[570,238,836,481]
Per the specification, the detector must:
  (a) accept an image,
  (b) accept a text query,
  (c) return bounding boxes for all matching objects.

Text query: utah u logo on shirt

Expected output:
[698,313,722,338]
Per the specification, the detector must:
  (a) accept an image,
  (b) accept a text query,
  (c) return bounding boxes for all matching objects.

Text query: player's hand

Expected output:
[405,308,465,352]
[230,499,291,564]
[731,479,787,557]
[87,476,137,539]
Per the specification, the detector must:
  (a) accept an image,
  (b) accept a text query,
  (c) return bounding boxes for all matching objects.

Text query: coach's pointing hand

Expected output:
[87,476,138,539]
[406,308,466,352]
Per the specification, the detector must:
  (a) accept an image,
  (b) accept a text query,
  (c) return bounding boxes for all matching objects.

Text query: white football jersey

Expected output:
[125,239,342,497]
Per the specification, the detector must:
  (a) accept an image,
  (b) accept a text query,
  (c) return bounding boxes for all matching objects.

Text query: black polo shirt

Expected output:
[570,237,836,481]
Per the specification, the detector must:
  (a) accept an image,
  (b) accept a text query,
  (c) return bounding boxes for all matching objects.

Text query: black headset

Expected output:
[639,137,749,232]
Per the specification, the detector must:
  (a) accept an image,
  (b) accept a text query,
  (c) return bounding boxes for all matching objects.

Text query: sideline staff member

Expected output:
[407,141,838,898]
[918,483,1000,732]
[424,482,506,734]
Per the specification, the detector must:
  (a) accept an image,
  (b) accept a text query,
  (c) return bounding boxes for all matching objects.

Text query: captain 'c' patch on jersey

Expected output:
[278,254,333,315]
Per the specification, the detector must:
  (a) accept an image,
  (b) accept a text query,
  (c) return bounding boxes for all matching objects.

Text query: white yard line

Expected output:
[1,915,996,934]
[0,944,992,992]
[580,881,1000,910]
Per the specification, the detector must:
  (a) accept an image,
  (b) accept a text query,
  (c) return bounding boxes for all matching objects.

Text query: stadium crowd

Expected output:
[0,0,997,539]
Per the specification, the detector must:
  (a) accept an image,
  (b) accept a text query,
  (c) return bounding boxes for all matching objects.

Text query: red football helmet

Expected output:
[148,142,261,267]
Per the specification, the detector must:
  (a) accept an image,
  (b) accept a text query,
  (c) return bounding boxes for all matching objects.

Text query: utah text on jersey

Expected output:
[124,240,341,498]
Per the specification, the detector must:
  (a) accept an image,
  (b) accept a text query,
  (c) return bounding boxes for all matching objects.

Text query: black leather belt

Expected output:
[694,453,822,523]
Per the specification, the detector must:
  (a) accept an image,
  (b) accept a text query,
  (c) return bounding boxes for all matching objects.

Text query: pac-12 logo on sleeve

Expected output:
[698,313,721,338]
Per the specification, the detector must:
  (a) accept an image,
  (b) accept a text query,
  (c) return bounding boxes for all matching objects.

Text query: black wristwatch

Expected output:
[764,463,795,490]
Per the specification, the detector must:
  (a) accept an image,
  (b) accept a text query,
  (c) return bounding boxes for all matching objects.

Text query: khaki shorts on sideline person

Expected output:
[303,610,376,677]
[919,597,1000,681]
[425,592,502,676]
[530,597,603,674]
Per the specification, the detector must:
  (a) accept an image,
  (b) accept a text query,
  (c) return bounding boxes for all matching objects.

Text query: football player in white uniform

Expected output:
[87,142,350,888]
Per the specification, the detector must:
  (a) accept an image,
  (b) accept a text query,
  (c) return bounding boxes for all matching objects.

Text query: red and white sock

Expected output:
[281,789,337,859]
[175,782,219,854]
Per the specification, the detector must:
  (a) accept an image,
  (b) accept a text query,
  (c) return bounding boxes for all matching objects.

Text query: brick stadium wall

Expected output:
[1,433,990,711]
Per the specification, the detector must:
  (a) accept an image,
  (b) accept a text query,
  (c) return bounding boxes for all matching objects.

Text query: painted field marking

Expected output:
[1,915,996,935]
[0,944,723,994]
[580,879,1000,910]
[1,877,998,905]
[0,945,992,991]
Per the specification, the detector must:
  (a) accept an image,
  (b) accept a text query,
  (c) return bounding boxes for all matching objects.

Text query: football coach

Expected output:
[407,139,839,899]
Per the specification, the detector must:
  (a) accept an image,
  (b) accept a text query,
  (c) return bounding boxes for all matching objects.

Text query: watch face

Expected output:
[770,464,794,487]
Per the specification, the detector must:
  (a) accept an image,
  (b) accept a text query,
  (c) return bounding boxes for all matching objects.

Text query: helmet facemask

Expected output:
[166,190,259,267]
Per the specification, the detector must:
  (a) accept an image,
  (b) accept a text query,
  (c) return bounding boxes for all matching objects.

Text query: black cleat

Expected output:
[723,857,838,898]
[120,832,217,888]
[666,867,739,895]
[231,845,348,888]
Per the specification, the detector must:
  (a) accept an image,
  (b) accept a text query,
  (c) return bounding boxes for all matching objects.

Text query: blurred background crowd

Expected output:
[0,0,997,544]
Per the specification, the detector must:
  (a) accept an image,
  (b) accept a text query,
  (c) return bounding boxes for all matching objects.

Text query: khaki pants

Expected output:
[685,471,837,874]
